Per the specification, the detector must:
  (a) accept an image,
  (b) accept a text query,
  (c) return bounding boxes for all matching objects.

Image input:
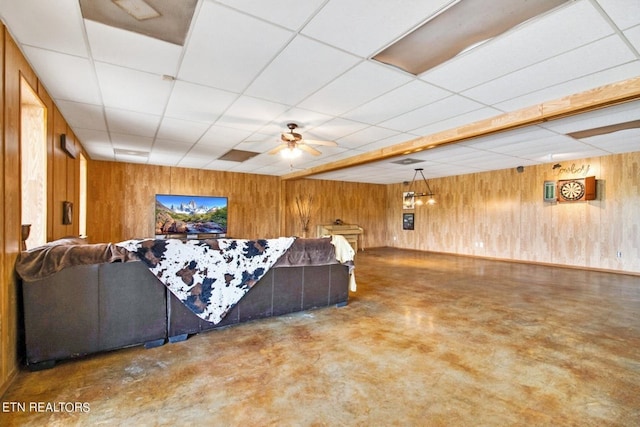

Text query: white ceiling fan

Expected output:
[269,123,337,158]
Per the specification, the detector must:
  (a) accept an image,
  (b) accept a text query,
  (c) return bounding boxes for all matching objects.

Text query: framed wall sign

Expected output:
[403,213,414,230]
[403,192,415,209]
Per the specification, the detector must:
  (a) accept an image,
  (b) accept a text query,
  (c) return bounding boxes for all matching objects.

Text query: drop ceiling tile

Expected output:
[495,62,640,113]
[179,145,238,168]
[301,0,452,57]
[201,159,243,171]
[541,100,640,135]
[238,139,280,154]
[56,100,106,131]
[421,1,613,92]
[597,0,640,30]
[177,1,293,92]
[336,126,400,149]
[230,156,281,174]
[462,126,555,150]
[358,132,420,151]
[110,133,153,150]
[462,36,636,105]
[418,162,486,179]
[439,150,525,171]
[234,131,280,153]
[263,108,334,136]
[22,47,101,104]
[578,129,640,153]
[217,0,326,30]
[177,157,213,169]
[298,61,412,116]
[624,25,640,51]
[114,153,148,164]
[104,108,161,138]
[198,125,255,148]
[156,117,210,144]
[410,145,489,163]
[149,141,192,165]
[152,138,194,152]
[0,0,88,56]
[248,164,294,176]
[307,118,370,142]
[380,95,485,133]
[145,154,179,166]
[183,143,231,159]
[165,81,238,123]
[245,36,360,105]
[73,129,113,160]
[215,96,290,132]
[539,146,610,162]
[411,106,503,138]
[95,62,173,114]
[490,134,609,161]
[343,80,452,125]
[85,20,182,76]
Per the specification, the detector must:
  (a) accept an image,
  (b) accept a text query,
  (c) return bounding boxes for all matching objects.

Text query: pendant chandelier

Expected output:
[403,168,436,206]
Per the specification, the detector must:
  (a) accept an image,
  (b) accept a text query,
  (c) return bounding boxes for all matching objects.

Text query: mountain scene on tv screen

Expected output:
[155,196,227,235]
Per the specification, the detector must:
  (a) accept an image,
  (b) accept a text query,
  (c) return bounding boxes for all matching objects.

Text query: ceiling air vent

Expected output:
[390,158,425,165]
[79,0,197,45]
[218,149,261,162]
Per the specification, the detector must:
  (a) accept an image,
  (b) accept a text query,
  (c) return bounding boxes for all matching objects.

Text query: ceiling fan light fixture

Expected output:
[281,146,302,159]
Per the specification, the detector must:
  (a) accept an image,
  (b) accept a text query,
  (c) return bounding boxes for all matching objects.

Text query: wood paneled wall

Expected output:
[387,152,640,273]
[85,162,389,247]
[282,179,388,248]
[0,27,83,395]
[86,162,284,243]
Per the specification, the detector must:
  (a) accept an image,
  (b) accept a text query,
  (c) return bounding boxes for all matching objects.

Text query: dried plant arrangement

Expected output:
[294,194,313,236]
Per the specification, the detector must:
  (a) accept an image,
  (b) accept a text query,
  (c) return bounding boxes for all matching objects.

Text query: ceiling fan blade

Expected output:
[302,139,337,147]
[268,144,287,155]
[299,144,322,156]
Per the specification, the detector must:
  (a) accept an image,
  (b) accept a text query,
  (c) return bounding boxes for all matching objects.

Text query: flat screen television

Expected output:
[155,194,227,236]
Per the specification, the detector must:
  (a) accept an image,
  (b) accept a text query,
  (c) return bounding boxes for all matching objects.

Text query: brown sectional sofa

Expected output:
[18,238,350,370]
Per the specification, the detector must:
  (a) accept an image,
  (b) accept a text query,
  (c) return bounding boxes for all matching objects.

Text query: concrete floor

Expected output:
[2,248,639,426]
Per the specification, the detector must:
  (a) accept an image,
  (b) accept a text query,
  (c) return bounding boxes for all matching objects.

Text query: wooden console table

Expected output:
[317,224,364,252]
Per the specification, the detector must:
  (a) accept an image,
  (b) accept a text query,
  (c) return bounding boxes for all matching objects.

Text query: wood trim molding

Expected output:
[281,76,640,181]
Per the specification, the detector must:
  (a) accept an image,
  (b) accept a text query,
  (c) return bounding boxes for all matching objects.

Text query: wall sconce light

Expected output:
[403,168,436,206]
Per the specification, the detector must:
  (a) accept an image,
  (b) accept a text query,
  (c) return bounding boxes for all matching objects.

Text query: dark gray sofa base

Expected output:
[167,263,350,341]
[21,261,349,370]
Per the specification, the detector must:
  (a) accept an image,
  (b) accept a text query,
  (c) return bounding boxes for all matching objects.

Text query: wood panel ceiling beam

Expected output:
[281,75,640,181]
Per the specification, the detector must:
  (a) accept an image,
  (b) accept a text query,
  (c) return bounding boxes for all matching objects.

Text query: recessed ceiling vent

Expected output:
[218,149,260,162]
[390,158,425,165]
[566,119,640,139]
[80,0,197,45]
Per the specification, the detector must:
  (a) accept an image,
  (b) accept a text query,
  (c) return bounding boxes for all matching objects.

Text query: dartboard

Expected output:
[559,180,585,201]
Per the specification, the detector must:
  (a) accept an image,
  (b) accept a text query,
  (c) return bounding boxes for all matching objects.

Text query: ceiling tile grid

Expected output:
[0,0,638,182]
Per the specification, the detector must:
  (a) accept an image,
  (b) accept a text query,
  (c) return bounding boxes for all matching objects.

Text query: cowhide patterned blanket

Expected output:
[117,237,295,324]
